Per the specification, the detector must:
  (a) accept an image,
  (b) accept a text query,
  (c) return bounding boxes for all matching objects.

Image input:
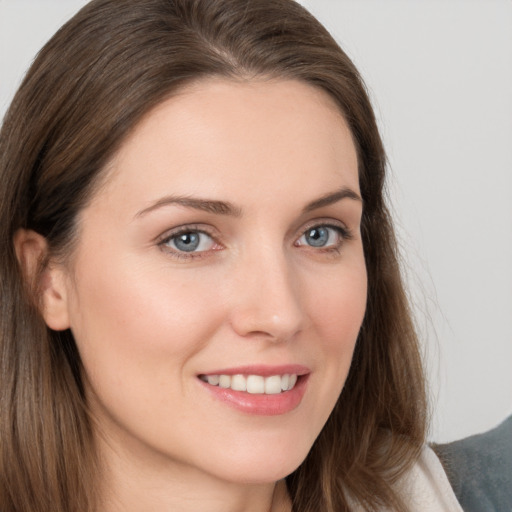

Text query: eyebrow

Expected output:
[135,196,242,218]
[302,187,362,213]
[135,186,361,219]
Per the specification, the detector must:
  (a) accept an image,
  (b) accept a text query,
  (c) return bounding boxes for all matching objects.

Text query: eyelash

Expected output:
[157,222,353,261]
[295,222,353,255]
[158,225,220,260]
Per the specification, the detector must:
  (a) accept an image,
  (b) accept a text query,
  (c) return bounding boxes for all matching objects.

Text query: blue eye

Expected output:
[297,225,346,249]
[305,227,330,247]
[164,230,215,253]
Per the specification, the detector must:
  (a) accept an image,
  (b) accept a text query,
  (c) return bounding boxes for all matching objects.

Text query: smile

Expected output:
[199,373,298,394]
[197,365,310,415]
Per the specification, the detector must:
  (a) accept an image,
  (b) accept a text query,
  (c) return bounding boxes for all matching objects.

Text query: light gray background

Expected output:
[1,0,511,443]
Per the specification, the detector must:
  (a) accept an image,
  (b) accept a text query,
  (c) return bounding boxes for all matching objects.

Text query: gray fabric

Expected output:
[433,415,512,512]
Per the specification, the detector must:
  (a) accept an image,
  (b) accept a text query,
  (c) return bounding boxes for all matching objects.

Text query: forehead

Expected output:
[93,78,359,213]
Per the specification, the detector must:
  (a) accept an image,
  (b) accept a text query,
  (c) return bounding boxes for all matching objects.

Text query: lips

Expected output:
[197,365,310,415]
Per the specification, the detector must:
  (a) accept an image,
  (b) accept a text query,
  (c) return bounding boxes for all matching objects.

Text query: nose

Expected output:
[228,246,304,343]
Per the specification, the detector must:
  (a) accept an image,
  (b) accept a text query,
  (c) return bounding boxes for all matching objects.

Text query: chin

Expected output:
[199,435,313,485]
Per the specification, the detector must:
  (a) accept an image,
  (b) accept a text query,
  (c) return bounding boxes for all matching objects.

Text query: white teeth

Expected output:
[231,374,247,392]
[207,375,220,386]
[218,375,231,388]
[247,375,265,394]
[264,375,282,394]
[201,373,299,394]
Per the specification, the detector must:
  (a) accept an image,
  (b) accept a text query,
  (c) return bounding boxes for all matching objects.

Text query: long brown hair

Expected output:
[0,1,426,510]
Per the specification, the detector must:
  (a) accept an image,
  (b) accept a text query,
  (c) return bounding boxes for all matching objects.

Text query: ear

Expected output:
[13,229,71,331]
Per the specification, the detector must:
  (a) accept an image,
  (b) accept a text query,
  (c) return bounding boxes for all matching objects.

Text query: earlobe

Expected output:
[13,229,71,331]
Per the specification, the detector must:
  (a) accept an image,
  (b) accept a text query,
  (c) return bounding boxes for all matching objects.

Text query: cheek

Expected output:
[67,256,225,396]
[307,261,367,352]
[298,256,367,423]
[66,256,233,456]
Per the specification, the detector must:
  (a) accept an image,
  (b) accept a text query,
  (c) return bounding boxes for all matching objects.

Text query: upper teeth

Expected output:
[201,374,298,394]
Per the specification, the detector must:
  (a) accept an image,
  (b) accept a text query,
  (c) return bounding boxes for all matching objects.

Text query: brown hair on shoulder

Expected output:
[0,1,426,511]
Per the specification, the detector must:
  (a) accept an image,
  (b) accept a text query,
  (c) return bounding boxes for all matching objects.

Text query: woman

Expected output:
[0,1,461,511]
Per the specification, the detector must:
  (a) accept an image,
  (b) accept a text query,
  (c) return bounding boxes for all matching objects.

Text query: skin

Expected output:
[24,79,367,511]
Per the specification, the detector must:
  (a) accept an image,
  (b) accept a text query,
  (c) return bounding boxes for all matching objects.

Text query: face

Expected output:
[54,79,367,485]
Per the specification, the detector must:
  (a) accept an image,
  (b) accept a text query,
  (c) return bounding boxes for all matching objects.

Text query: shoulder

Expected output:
[433,415,512,512]
[346,445,462,512]
[395,445,463,511]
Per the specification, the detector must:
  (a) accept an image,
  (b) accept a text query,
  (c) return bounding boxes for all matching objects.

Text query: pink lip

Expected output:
[197,365,310,416]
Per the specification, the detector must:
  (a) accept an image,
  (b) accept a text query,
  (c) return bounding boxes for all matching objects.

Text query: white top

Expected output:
[347,446,463,511]
[395,446,463,511]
